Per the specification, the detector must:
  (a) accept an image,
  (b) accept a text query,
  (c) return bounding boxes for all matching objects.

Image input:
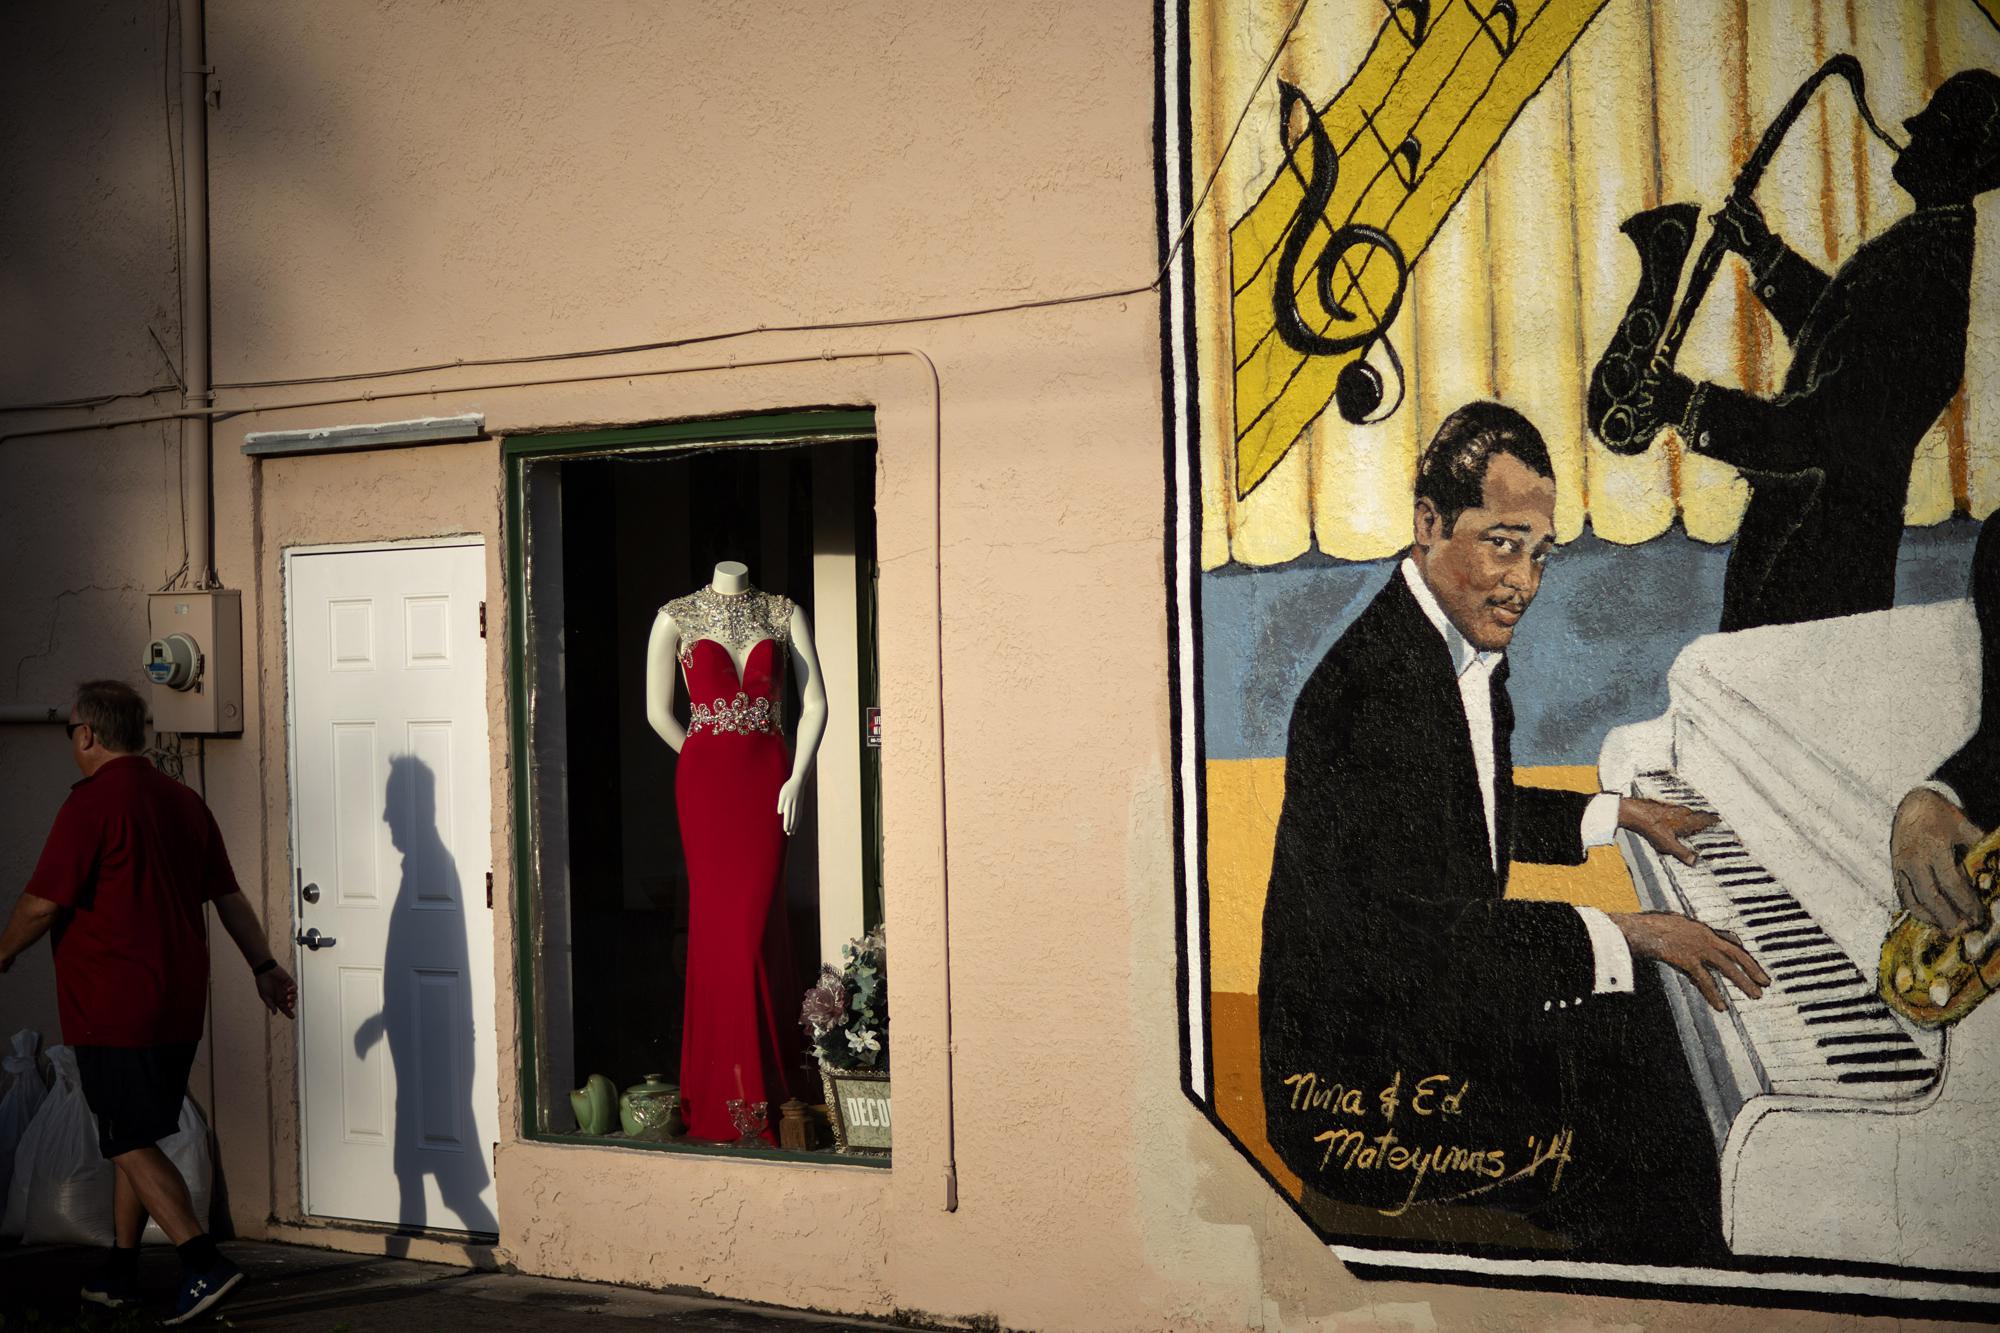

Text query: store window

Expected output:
[506,413,887,1162]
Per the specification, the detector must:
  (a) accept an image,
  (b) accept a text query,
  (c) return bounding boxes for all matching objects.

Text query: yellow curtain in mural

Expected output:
[1230,0,1610,497]
[1194,0,2000,569]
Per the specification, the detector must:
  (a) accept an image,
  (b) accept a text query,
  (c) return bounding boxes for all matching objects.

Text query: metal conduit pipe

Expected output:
[180,0,215,586]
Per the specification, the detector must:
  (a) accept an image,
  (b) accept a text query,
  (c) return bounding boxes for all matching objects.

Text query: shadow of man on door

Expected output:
[353,754,495,1234]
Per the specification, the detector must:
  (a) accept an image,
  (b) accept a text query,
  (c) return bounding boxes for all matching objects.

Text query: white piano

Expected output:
[1600,599,1998,1274]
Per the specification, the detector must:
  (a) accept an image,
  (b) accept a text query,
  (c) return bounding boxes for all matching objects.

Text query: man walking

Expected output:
[0,679,295,1325]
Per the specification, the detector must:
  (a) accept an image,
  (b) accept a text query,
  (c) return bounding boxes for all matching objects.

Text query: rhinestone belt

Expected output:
[689,692,781,737]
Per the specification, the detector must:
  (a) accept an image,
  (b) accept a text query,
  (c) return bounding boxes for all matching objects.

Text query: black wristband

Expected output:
[252,958,279,977]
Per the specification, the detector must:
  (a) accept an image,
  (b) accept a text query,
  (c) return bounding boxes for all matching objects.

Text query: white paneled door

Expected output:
[287,541,497,1233]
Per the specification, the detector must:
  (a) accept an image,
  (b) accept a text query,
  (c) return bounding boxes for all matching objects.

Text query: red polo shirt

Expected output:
[25,755,240,1047]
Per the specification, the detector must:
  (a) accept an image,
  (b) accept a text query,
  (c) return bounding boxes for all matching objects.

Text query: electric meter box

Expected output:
[146,590,244,735]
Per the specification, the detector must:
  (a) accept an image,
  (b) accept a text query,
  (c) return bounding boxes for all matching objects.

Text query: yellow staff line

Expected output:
[1227,0,1610,498]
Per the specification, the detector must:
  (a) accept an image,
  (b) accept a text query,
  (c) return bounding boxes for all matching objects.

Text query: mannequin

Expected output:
[646,561,829,828]
[645,561,828,1142]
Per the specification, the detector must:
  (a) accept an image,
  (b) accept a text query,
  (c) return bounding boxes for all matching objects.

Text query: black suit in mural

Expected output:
[1685,207,1974,633]
[1935,519,2000,824]
[1258,570,1717,1256]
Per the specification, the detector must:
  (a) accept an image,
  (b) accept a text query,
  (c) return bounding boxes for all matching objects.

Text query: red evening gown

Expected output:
[669,588,804,1143]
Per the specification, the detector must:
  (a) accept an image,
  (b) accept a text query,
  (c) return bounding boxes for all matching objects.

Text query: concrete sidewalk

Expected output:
[0,1241,910,1331]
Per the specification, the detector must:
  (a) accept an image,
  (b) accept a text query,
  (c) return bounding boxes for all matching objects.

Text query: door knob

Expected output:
[297,927,337,951]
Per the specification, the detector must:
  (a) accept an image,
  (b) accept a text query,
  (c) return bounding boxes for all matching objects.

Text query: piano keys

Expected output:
[1621,770,1942,1143]
[1600,599,2000,1275]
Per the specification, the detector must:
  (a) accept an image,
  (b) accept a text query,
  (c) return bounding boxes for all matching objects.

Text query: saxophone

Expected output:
[1880,825,2000,1027]
[1586,54,1902,454]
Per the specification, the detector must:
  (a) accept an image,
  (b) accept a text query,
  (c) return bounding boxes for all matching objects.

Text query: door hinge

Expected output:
[486,870,493,909]
[478,601,487,639]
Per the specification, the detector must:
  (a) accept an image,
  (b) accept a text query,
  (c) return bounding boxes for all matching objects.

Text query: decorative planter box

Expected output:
[821,1067,891,1155]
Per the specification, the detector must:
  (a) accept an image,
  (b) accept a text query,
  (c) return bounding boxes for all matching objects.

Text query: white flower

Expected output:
[845,1027,882,1056]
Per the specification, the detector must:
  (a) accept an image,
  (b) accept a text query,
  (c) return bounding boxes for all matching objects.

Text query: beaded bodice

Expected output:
[664,586,794,739]
[665,587,794,667]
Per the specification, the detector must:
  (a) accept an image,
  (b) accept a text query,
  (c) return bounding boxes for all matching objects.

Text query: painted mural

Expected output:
[1161,0,2000,1303]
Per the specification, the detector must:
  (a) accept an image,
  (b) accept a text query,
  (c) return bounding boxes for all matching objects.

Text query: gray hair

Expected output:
[73,679,149,754]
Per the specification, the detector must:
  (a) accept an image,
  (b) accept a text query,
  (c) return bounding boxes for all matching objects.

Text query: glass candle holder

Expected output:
[725,1098,769,1145]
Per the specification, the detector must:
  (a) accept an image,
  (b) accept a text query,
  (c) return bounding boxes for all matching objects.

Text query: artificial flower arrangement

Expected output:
[800,925,887,1071]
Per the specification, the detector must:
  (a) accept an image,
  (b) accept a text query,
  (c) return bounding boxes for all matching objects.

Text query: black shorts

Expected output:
[74,1042,197,1158]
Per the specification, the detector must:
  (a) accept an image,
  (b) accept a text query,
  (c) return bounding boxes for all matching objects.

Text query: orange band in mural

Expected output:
[1229,0,1609,498]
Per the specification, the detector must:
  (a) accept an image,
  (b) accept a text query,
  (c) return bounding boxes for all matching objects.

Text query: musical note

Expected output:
[1477,0,1520,56]
[1391,134,1422,190]
[1225,0,1613,496]
[1360,104,1424,192]
[1270,81,1410,367]
[1385,0,1430,47]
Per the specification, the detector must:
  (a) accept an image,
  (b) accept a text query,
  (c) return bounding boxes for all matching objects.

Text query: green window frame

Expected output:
[503,408,887,1165]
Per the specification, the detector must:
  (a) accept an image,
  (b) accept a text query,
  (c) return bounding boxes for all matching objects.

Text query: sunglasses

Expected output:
[64,720,88,739]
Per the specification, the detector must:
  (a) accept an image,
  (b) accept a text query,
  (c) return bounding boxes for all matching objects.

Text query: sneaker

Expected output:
[79,1272,140,1309]
[163,1257,244,1326]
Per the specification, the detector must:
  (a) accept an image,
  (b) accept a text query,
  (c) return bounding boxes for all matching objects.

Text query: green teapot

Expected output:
[620,1073,681,1140]
[569,1073,616,1136]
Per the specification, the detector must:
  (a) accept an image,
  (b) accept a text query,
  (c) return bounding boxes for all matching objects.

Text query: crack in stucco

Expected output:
[879,542,935,567]
[10,582,143,698]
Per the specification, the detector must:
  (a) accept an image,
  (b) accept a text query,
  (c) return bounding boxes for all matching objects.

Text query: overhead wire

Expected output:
[163,413,191,591]
[0,384,183,415]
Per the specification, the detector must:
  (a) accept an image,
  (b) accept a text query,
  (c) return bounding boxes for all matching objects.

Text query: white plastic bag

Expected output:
[1,1045,214,1245]
[0,1029,47,1207]
[1,1045,99,1243]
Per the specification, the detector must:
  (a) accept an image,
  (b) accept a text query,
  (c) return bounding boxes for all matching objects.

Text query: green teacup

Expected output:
[569,1073,617,1135]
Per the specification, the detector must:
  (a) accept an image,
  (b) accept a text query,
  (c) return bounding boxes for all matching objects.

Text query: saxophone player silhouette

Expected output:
[1632,68,2000,633]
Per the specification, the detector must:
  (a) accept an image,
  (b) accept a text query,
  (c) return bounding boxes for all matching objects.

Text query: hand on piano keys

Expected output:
[1617,795,1719,866]
[1612,911,1773,1013]
[1624,772,1942,1100]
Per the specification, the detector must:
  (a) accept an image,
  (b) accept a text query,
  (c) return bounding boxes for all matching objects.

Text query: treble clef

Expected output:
[1270,80,1410,425]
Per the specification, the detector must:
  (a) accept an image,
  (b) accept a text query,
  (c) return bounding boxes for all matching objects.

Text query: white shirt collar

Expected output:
[1400,556,1503,680]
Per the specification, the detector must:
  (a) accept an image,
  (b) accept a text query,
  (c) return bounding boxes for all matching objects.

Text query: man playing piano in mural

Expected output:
[1260,403,1769,1260]
[1642,69,2000,634]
